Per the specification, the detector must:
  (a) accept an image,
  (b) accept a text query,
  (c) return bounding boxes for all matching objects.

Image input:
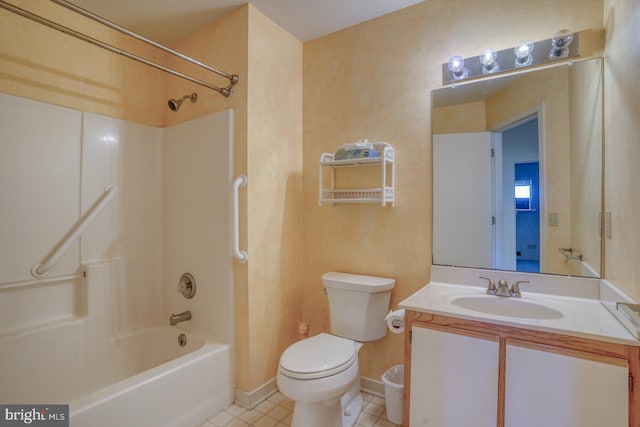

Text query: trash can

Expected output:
[381,364,404,425]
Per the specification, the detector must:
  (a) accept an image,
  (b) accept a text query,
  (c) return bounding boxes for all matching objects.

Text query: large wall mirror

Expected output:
[432,57,603,278]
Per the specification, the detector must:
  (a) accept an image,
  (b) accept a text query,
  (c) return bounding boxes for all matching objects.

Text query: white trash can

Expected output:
[381,364,404,425]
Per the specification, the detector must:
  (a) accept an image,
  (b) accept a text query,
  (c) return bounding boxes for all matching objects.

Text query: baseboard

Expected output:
[234,378,278,409]
[236,375,386,409]
[361,376,385,398]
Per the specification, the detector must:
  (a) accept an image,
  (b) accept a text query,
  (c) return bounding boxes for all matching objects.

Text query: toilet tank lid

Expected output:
[322,272,395,292]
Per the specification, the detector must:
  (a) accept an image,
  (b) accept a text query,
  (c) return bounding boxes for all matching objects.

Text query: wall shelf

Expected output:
[319,142,395,206]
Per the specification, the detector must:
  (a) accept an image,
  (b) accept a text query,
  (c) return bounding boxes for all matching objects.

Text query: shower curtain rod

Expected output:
[0,0,239,97]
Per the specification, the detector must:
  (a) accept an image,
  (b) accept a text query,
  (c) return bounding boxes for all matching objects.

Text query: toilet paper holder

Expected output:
[386,309,405,334]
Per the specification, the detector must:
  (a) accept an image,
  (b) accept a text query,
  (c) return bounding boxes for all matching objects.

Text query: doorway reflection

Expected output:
[500,117,539,273]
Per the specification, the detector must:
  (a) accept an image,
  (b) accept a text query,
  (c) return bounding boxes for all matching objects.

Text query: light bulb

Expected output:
[479,48,499,74]
[549,29,574,59]
[448,55,469,80]
[514,41,534,67]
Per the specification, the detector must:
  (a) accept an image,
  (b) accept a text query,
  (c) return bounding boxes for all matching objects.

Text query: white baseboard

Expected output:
[361,376,385,398]
[234,378,278,409]
[236,375,387,409]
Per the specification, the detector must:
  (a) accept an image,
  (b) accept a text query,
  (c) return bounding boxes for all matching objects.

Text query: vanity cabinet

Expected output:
[404,311,640,427]
[410,326,500,426]
[504,341,628,427]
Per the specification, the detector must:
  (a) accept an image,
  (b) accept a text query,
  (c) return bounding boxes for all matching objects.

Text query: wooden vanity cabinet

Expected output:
[404,310,640,427]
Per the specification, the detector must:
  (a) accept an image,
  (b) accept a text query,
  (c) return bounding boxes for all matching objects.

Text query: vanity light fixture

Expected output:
[448,55,469,80]
[514,40,534,67]
[549,29,574,59]
[479,48,499,74]
[441,30,579,85]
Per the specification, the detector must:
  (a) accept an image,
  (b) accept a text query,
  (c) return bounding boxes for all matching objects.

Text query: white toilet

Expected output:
[277,272,395,427]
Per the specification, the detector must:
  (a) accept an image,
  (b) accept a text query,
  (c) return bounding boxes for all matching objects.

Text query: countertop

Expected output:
[400,281,639,346]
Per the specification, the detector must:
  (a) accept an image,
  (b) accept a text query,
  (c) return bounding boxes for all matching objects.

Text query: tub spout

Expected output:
[169,310,191,326]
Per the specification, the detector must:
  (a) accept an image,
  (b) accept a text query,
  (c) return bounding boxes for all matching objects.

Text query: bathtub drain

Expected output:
[178,333,187,347]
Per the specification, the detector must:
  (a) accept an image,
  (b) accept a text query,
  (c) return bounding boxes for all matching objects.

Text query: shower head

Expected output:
[168,93,198,112]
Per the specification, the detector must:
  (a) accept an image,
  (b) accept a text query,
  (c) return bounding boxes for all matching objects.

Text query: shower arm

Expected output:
[0,0,239,97]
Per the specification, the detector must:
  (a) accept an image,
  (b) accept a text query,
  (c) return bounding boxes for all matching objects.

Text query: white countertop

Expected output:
[400,281,639,346]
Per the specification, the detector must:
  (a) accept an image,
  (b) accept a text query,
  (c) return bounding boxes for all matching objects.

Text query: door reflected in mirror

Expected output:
[432,58,603,278]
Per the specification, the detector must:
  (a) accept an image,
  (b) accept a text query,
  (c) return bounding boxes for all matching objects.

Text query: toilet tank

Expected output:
[322,272,395,342]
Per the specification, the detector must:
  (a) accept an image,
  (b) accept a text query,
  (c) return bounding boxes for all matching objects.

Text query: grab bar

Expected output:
[232,175,248,263]
[558,247,583,261]
[31,185,118,277]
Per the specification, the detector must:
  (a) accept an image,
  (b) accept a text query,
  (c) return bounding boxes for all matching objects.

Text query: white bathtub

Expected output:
[0,324,233,427]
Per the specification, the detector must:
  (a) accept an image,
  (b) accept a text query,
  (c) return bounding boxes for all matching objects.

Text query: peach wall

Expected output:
[303,0,603,380]
[432,101,486,134]
[603,0,640,297]
[0,0,166,126]
[245,8,303,391]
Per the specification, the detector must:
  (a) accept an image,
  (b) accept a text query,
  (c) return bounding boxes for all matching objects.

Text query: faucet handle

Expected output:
[479,276,496,295]
[510,280,529,297]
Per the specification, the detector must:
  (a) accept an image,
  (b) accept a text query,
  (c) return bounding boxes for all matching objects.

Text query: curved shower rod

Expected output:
[0,0,239,97]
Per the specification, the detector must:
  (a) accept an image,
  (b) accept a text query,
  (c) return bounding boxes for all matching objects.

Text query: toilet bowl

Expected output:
[277,272,395,427]
[277,333,360,427]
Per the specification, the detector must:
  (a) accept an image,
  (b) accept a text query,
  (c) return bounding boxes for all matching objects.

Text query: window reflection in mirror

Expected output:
[432,58,603,278]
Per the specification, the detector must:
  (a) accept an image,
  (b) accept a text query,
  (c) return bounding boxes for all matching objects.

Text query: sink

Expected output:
[451,295,564,320]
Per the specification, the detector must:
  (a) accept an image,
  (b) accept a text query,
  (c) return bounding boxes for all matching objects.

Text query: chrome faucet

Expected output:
[479,277,530,298]
[169,310,191,326]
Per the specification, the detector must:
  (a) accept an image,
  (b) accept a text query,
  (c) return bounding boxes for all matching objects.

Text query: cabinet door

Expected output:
[410,326,500,427]
[505,341,628,427]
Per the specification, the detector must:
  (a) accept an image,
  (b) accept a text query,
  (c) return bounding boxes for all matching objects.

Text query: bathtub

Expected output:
[0,323,233,427]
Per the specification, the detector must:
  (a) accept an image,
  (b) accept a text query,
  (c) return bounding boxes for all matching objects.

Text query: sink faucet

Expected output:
[495,279,511,297]
[169,310,191,326]
[479,277,530,298]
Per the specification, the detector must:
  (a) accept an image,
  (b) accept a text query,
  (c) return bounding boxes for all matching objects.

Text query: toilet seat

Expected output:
[279,333,357,380]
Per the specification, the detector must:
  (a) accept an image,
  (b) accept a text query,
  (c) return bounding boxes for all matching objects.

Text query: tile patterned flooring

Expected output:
[196,391,402,427]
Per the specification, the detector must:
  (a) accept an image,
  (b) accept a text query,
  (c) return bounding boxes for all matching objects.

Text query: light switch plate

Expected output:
[605,210,612,238]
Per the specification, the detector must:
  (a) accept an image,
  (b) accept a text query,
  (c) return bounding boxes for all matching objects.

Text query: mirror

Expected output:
[432,57,603,278]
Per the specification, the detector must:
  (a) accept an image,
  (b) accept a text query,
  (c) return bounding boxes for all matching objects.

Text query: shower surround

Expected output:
[0,93,235,425]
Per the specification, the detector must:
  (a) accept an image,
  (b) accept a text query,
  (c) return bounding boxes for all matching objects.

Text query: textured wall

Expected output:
[0,0,166,126]
[603,0,640,297]
[245,7,303,391]
[303,0,603,379]
[432,101,486,134]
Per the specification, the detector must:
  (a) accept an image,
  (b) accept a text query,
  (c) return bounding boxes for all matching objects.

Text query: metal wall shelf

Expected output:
[319,142,395,207]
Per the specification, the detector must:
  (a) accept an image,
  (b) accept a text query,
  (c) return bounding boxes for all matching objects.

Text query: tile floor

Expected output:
[196,391,402,427]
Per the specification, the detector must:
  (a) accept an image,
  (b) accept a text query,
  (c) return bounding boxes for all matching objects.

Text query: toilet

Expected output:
[277,272,395,427]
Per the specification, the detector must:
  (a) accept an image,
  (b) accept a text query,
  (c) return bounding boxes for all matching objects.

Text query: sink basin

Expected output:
[451,295,564,320]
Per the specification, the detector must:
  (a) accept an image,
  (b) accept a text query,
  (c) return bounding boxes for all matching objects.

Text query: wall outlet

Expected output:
[605,210,612,238]
[548,212,559,226]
